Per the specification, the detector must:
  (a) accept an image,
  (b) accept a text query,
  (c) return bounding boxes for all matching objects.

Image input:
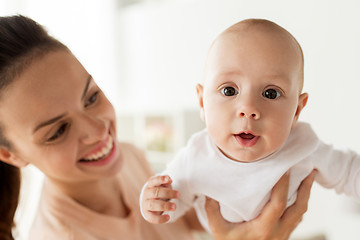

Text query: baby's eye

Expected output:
[85,91,99,107]
[263,89,281,99]
[221,87,238,96]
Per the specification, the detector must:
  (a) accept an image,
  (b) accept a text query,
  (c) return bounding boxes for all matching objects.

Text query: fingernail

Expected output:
[171,203,176,210]
[163,176,168,181]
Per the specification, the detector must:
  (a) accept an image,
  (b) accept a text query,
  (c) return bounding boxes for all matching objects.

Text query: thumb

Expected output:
[205,197,226,233]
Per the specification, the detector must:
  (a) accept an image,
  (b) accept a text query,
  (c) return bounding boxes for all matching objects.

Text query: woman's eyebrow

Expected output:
[33,113,67,133]
[81,75,93,101]
[33,75,93,134]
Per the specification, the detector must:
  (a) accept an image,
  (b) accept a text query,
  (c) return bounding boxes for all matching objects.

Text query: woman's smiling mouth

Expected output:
[79,134,117,165]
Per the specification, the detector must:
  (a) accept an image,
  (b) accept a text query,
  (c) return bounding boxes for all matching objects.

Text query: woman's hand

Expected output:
[205,170,316,240]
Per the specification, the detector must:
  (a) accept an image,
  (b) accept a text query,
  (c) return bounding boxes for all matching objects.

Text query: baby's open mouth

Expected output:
[238,133,256,140]
[234,132,259,147]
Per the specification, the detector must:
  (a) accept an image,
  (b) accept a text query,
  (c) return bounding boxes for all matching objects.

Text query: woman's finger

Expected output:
[280,170,316,229]
[293,170,316,208]
[255,171,290,226]
[205,197,227,234]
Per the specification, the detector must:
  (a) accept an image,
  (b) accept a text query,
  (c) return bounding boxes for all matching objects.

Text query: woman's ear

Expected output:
[292,92,309,128]
[0,148,28,168]
[196,84,205,121]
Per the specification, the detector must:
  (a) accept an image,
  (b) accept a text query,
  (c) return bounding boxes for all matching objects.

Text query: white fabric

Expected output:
[161,122,360,232]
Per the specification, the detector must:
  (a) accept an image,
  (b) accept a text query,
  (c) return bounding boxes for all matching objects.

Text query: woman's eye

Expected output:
[47,123,68,142]
[85,91,99,107]
[221,87,238,96]
[263,89,281,99]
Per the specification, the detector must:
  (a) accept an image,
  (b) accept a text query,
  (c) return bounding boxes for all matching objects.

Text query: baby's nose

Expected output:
[239,111,259,119]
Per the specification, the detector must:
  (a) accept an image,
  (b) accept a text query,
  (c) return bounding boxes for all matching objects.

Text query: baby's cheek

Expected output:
[268,128,290,150]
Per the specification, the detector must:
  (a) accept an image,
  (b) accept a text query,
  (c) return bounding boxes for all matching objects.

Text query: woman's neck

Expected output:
[48,177,129,218]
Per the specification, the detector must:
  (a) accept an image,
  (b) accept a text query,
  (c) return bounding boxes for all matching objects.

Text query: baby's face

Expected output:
[197,24,307,162]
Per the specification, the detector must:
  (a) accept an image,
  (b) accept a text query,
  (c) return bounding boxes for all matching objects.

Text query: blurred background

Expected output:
[1,0,360,239]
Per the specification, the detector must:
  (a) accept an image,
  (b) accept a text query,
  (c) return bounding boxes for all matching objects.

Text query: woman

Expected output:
[0,15,314,240]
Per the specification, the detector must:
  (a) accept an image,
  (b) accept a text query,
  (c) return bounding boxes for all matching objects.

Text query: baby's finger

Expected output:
[144,187,180,200]
[147,175,172,188]
[144,199,176,212]
[144,212,170,224]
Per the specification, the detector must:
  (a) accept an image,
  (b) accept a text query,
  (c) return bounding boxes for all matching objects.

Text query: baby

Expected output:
[140,19,360,232]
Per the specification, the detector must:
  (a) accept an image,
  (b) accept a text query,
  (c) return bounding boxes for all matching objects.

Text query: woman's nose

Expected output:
[80,114,108,144]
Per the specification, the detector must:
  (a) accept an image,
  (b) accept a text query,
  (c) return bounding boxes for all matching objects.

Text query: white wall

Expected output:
[0,0,118,105]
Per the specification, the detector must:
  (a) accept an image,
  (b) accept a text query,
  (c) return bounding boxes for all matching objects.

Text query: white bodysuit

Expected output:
[160,122,360,232]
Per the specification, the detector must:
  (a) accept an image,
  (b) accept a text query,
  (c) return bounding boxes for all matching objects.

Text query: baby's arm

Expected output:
[140,175,180,224]
[313,142,360,198]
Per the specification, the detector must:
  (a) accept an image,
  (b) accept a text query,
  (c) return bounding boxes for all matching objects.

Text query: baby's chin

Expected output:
[222,149,273,163]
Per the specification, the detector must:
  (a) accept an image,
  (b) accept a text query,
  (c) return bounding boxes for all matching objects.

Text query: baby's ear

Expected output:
[0,148,28,168]
[292,93,309,127]
[196,84,205,121]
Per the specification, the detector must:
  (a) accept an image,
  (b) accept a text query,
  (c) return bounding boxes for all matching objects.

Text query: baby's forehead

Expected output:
[210,19,303,68]
[204,19,304,92]
[232,19,280,30]
[221,19,296,46]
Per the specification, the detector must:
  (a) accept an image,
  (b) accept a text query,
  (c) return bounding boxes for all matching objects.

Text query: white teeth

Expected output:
[82,135,113,161]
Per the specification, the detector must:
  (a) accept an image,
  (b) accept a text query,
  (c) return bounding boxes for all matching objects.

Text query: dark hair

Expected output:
[0,163,20,240]
[0,15,68,239]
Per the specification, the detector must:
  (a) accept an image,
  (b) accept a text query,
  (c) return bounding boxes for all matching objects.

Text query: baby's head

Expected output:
[196,19,308,162]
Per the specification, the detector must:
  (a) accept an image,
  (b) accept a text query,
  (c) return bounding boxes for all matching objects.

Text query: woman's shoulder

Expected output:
[119,141,145,157]
[117,141,154,178]
[118,141,147,165]
[28,210,72,240]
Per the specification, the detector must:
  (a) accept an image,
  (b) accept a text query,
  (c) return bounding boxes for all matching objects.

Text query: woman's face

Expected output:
[0,50,122,184]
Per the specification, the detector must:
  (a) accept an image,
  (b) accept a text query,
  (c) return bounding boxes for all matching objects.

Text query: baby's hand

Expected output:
[141,175,180,224]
